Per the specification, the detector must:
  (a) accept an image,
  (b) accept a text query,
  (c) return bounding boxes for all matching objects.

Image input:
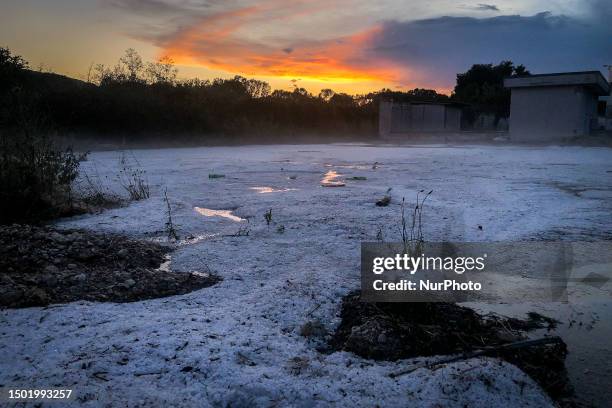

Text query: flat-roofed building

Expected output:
[504,71,610,141]
[379,100,464,137]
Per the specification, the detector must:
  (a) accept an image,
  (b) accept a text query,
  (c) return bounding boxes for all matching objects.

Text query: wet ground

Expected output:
[466,301,612,408]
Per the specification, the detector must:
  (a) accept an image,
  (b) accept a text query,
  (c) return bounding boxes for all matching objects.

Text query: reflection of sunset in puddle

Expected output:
[149,233,219,246]
[250,186,297,194]
[179,233,220,245]
[194,207,244,222]
[325,163,370,170]
[321,170,345,187]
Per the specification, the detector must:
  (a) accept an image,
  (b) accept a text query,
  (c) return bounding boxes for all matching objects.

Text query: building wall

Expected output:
[509,86,598,141]
[444,107,462,131]
[419,104,446,131]
[605,96,612,131]
[379,101,461,136]
[379,100,393,137]
[390,103,411,133]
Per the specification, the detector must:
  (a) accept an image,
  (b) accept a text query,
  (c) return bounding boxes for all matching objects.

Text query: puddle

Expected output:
[250,186,297,194]
[179,233,220,245]
[467,301,612,408]
[149,232,220,246]
[194,207,244,222]
[337,164,373,170]
[321,170,346,187]
[323,162,375,170]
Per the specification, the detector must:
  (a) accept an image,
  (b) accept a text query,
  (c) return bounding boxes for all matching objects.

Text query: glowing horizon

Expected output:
[1,0,609,95]
[148,1,417,94]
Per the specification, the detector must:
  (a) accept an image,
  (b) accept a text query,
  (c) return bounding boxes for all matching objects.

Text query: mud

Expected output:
[0,225,219,308]
[331,291,573,402]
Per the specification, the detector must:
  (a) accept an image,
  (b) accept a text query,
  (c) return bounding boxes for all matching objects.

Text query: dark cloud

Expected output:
[106,0,212,15]
[475,4,499,11]
[105,0,612,90]
[369,7,612,87]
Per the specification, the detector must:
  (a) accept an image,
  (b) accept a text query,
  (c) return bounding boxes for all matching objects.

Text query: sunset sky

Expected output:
[1,0,611,94]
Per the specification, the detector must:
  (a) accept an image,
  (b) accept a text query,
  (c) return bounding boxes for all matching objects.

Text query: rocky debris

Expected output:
[0,224,220,308]
[331,291,572,402]
[375,196,390,207]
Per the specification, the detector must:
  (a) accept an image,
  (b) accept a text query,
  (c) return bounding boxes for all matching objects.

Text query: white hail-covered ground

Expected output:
[2,143,612,407]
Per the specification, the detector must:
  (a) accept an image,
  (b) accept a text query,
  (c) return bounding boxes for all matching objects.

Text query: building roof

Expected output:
[504,71,610,95]
[385,99,468,107]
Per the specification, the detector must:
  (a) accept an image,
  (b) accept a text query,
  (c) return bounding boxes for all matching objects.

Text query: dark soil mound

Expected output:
[331,291,572,402]
[0,225,219,308]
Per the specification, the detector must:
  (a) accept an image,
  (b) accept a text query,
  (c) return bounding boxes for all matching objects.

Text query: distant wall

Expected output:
[471,113,508,131]
[379,101,462,136]
[379,100,393,137]
[509,86,598,141]
[444,107,462,131]
[606,96,612,131]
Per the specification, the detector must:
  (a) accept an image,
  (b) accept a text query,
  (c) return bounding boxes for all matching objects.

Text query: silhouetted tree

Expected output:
[146,56,178,85]
[453,61,530,118]
[120,48,145,83]
[0,47,29,92]
[4,47,476,140]
[318,89,335,101]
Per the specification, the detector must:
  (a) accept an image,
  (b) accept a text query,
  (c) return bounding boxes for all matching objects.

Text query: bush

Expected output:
[0,127,85,224]
[0,47,87,223]
[118,152,150,200]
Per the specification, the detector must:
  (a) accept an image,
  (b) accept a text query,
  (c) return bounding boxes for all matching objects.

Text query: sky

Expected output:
[1,0,611,94]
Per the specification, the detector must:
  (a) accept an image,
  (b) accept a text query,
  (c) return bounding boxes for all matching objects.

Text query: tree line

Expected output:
[0,46,530,223]
[0,47,529,142]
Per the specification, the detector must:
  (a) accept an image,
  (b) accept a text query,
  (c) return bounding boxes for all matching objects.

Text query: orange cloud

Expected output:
[156,1,409,87]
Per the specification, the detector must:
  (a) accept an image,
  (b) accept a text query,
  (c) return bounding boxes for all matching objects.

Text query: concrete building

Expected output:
[379,100,463,137]
[504,71,610,141]
[605,97,612,131]
[599,66,612,131]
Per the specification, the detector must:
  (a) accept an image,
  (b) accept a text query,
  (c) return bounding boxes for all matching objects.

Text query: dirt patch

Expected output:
[0,225,219,308]
[331,291,572,402]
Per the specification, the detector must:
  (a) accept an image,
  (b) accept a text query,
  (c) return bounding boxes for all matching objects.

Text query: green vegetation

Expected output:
[1,47,379,140]
[0,126,86,223]
[0,46,529,224]
[1,47,531,142]
[453,61,530,120]
[2,47,483,143]
[1,48,87,223]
